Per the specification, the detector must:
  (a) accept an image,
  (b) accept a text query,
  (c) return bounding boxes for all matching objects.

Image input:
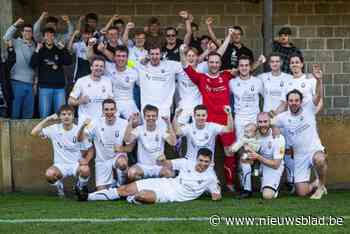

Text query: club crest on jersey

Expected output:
[301,82,306,88]
[115,131,119,137]
[146,73,150,80]
[54,54,59,60]
[144,133,147,137]
[250,85,255,91]
[101,128,104,132]
[125,76,130,83]
[288,119,292,123]
[198,180,204,184]
[155,134,159,142]
[300,116,304,121]
[193,131,196,135]
[73,137,77,143]
[161,69,165,73]
[280,81,284,87]
[237,82,240,87]
[88,83,91,88]
[102,86,106,93]
[268,141,272,149]
[187,169,191,173]
[218,77,223,83]
[205,133,209,140]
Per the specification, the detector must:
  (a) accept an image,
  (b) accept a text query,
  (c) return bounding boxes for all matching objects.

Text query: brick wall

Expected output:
[11,0,350,115]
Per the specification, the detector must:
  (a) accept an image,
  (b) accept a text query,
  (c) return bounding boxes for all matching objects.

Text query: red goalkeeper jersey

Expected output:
[184,65,234,124]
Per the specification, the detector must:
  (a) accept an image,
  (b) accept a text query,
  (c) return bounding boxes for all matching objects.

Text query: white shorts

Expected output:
[116,100,139,120]
[294,150,324,183]
[95,158,117,187]
[54,162,79,178]
[136,178,176,203]
[261,165,284,192]
[137,163,163,178]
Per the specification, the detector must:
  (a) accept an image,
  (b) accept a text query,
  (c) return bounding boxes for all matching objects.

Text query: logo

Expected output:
[101,128,104,132]
[115,131,119,137]
[300,116,304,121]
[88,83,91,88]
[155,134,159,142]
[237,82,240,87]
[161,69,165,73]
[280,81,284,87]
[102,86,106,93]
[268,141,272,149]
[218,77,223,83]
[198,180,204,184]
[288,119,292,123]
[125,76,130,83]
[250,85,255,91]
[54,54,59,60]
[73,137,77,143]
[193,131,196,135]
[205,133,209,140]
[301,82,306,88]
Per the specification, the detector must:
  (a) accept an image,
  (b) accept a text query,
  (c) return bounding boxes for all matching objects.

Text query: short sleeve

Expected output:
[206,174,220,194]
[70,80,82,99]
[40,125,55,139]
[211,123,225,135]
[196,62,208,73]
[171,158,188,171]
[179,124,191,137]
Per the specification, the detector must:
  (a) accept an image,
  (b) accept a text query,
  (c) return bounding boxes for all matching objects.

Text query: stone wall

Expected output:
[2,0,350,115]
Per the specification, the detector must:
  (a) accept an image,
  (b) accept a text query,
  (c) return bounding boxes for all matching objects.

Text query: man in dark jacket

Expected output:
[30,27,72,118]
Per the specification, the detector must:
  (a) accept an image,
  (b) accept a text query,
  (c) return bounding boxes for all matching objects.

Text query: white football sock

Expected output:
[88,188,120,201]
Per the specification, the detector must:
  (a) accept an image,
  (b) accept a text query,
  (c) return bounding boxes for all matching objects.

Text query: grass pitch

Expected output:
[0,190,349,233]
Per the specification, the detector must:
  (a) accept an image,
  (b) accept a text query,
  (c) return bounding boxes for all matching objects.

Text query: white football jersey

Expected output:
[105,63,139,102]
[170,158,219,202]
[275,104,324,156]
[180,122,224,161]
[72,41,88,60]
[229,76,264,122]
[282,74,316,106]
[41,124,91,165]
[70,75,113,122]
[136,60,183,115]
[258,130,285,170]
[258,72,292,112]
[176,69,202,109]
[128,47,148,63]
[131,125,169,165]
[85,117,128,162]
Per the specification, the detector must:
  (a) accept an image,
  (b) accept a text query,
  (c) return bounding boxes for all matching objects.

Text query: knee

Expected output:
[313,154,326,167]
[45,169,58,183]
[116,158,128,171]
[295,186,309,197]
[262,191,274,200]
[134,192,148,203]
[79,165,90,177]
[160,168,174,178]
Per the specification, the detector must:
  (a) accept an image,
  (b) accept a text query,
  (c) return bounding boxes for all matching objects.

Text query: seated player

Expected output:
[124,105,177,181]
[30,105,92,198]
[80,148,221,204]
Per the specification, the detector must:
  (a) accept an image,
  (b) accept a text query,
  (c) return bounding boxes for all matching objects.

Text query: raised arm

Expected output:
[124,115,139,145]
[162,116,177,146]
[222,106,234,133]
[100,14,119,34]
[251,54,266,72]
[67,30,80,52]
[179,11,192,46]
[33,11,48,41]
[122,22,135,46]
[77,119,91,142]
[217,27,233,56]
[312,64,323,106]
[30,114,58,136]
[3,18,24,41]
[172,108,185,136]
[206,17,221,47]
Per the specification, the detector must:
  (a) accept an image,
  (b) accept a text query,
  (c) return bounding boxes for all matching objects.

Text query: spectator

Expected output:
[272,27,302,74]
[144,17,166,50]
[30,27,73,118]
[3,18,36,119]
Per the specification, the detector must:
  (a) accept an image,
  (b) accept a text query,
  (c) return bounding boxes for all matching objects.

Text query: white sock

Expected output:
[241,162,252,191]
[88,188,120,201]
[284,154,294,183]
[116,168,127,186]
[78,176,89,188]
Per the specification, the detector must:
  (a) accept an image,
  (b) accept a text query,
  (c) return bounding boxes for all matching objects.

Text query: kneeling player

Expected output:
[80,148,221,204]
[244,113,285,199]
[31,105,92,197]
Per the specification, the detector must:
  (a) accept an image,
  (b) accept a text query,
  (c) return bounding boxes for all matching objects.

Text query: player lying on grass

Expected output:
[77,148,221,203]
[31,105,93,197]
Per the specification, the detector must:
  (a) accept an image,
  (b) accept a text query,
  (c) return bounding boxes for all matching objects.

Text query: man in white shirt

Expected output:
[257,52,294,192]
[82,148,221,204]
[274,64,327,199]
[136,45,183,118]
[77,99,132,190]
[229,55,263,198]
[104,45,139,119]
[68,56,114,125]
[245,112,286,199]
[124,105,177,181]
[31,105,92,198]
[173,104,233,162]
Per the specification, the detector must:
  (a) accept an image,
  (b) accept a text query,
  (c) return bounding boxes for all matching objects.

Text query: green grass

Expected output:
[0,191,349,233]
